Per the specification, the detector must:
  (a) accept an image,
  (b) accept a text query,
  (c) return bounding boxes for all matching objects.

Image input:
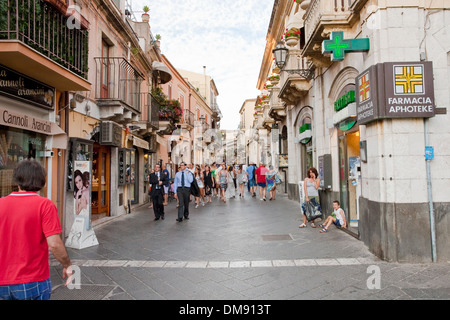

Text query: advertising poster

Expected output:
[66,160,98,249]
[73,161,91,230]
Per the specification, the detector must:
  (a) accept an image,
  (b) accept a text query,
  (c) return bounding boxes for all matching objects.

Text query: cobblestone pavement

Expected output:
[49,192,450,301]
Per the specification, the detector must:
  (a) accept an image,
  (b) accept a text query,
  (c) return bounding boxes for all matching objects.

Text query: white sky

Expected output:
[131,0,274,130]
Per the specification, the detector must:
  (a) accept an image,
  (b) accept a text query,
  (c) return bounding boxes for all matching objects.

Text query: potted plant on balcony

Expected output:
[142,5,150,22]
[159,99,183,124]
[154,34,161,48]
[268,74,280,85]
[282,28,301,47]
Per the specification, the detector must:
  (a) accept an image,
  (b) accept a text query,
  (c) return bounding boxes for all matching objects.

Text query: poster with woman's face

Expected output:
[74,161,91,231]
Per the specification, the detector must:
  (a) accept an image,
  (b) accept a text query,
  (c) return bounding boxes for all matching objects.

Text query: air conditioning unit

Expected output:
[100,121,122,147]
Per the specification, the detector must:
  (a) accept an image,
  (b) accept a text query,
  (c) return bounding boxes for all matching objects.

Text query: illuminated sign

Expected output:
[335,90,355,112]
[0,64,54,109]
[322,31,370,62]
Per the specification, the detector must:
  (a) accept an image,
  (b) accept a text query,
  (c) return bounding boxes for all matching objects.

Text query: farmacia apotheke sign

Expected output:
[356,61,435,125]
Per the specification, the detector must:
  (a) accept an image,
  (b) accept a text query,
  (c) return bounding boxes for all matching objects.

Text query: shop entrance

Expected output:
[338,129,361,237]
[91,144,111,220]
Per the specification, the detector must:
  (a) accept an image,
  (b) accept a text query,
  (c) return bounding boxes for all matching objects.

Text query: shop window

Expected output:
[0,127,46,197]
[118,148,138,203]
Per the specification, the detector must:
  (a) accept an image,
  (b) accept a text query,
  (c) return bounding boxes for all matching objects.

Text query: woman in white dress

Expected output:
[194,166,205,208]
[226,166,236,199]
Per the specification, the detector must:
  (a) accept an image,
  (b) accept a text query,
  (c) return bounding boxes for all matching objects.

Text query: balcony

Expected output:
[133,92,160,134]
[94,57,144,124]
[302,0,365,64]
[211,102,222,120]
[268,85,286,122]
[262,104,274,130]
[278,53,313,105]
[180,109,195,130]
[0,0,90,91]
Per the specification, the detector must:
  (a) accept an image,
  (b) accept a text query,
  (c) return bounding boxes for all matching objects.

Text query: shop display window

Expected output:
[0,127,46,197]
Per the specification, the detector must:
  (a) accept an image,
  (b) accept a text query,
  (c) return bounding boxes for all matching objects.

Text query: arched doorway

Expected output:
[329,67,361,236]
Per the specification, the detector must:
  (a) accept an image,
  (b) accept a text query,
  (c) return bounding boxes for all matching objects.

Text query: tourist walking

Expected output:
[219,163,228,203]
[149,164,168,220]
[236,165,248,198]
[0,160,72,300]
[194,166,205,208]
[162,164,170,206]
[246,163,257,197]
[203,165,215,203]
[173,162,194,222]
[266,165,277,201]
[255,163,269,201]
[213,162,221,198]
[226,165,236,199]
[299,167,321,228]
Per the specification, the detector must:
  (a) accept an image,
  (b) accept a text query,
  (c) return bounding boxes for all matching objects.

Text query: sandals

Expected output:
[299,223,307,228]
[319,228,328,233]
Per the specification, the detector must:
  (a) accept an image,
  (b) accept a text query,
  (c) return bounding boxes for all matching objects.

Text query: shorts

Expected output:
[0,277,52,300]
[333,220,343,227]
[249,179,256,187]
[257,182,266,188]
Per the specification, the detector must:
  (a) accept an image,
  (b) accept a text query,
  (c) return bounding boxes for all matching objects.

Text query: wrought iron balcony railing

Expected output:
[182,109,195,127]
[94,57,144,113]
[147,93,160,130]
[0,0,89,79]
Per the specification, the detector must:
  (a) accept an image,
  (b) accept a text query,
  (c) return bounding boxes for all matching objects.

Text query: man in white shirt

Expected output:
[174,162,194,222]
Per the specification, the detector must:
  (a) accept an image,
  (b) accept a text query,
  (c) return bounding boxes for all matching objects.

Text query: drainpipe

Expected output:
[424,118,437,262]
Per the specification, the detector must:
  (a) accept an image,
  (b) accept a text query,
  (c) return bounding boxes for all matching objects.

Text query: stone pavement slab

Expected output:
[50,193,450,301]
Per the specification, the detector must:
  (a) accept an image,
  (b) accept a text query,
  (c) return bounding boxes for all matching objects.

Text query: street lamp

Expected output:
[272,41,289,69]
[272,41,314,80]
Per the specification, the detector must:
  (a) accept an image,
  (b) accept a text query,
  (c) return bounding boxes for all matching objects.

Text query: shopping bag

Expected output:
[303,198,323,221]
[275,174,282,184]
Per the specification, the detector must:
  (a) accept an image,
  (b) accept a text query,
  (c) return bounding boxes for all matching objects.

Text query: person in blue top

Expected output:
[246,163,257,197]
[173,162,194,222]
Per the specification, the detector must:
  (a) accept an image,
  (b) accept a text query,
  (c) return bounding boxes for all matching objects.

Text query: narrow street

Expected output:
[49,191,450,301]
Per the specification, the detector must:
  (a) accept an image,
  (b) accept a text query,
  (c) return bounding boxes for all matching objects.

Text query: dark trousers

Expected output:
[177,187,190,219]
[152,191,164,219]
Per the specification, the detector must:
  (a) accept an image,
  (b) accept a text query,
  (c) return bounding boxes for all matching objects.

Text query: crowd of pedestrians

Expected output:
[147,162,283,222]
[147,162,347,235]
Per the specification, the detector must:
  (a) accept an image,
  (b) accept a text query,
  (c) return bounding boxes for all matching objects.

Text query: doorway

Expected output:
[338,129,361,237]
[91,144,111,220]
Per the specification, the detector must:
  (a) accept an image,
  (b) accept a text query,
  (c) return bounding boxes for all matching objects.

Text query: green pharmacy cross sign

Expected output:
[322,31,370,61]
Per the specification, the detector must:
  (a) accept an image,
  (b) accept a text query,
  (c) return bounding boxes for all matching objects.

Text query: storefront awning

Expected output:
[0,107,68,149]
[133,136,149,150]
[152,61,172,84]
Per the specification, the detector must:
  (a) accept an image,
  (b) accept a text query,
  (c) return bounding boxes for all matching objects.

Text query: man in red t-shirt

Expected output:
[0,160,72,300]
[255,163,269,201]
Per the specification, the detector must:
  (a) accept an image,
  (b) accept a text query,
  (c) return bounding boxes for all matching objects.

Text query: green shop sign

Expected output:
[333,87,357,131]
[322,31,370,62]
[299,123,312,144]
[335,90,355,111]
